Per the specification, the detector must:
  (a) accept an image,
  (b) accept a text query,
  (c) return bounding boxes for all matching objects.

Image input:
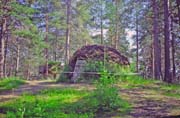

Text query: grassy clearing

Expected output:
[0,77,25,93]
[117,75,180,99]
[0,88,91,118]
[0,88,130,118]
[0,72,131,118]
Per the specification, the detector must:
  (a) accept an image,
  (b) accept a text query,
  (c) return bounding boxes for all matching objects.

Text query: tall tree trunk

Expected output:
[100,0,103,45]
[171,17,176,81]
[26,63,30,80]
[0,17,6,78]
[115,0,119,49]
[65,0,71,64]
[3,35,8,77]
[152,0,161,79]
[151,39,154,78]
[164,0,171,83]
[15,43,20,76]
[136,13,139,73]
[45,14,49,77]
[53,32,57,61]
[176,0,180,25]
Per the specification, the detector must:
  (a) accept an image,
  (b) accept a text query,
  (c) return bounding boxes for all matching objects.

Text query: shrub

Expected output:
[57,65,71,82]
[65,70,131,115]
[81,60,131,82]
[93,71,130,112]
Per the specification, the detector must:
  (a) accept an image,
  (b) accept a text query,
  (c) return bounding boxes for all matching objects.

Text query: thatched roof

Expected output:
[66,45,129,79]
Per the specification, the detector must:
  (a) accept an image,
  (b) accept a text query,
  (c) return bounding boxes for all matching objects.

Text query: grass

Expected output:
[0,72,131,118]
[117,75,156,89]
[159,83,180,98]
[0,87,130,118]
[0,88,92,118]
[0,77,25,93]
[117,75,180,99]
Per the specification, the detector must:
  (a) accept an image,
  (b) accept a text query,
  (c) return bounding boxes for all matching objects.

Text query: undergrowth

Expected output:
[0,77,25,93]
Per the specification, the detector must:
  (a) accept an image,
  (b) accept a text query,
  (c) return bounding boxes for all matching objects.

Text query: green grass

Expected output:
[117,75,180,99]
[0,72,131,118]
[0,87,130,118]
[0,77,25,93]
[117,75,156,89]
[159,83,180,98]
[0,88,92,118]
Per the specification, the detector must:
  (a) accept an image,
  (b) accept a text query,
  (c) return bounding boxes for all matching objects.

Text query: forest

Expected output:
[0,0,180,118]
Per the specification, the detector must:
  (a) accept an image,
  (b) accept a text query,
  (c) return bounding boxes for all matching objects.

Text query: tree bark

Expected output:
[115,0,119,49]
[15,43,20,76]
[0,17,6,78]
[152,0,161,79]
[176,0,180,25]
[164,0,171,83]
[3,34,8,77]
[171,17,176,81]
[45,14,49,77]
[65,0,71,64]
[136,13,139,73]
[53,32,57,61]
[100,0,103,45]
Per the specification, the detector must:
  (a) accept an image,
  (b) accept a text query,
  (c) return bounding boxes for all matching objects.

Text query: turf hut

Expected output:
[65,45,129,82]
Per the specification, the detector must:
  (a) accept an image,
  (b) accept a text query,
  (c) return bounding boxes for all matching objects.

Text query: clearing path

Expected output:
[0,80,180,118]
[121,88,180,118]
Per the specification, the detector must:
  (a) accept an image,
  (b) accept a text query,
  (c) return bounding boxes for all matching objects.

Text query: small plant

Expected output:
[57,65,71,82]
[94,70,130,112]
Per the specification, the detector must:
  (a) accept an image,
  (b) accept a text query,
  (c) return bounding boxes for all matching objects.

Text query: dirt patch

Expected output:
[120,88,180,118]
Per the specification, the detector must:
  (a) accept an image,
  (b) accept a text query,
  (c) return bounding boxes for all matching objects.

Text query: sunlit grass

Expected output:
[117,74,180,99]
[0,74,132,118]
[0,88,92,118]
[117,75,156,89]
[0,77,25,93]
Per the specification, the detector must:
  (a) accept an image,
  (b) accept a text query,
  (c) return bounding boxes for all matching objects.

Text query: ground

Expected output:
[0,79,180,118]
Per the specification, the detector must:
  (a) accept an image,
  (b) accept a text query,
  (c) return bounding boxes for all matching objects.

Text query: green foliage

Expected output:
[57,65,71,82]
[84,60,131,74]
[65,71,131,115]
[80,60,131,82]
[93,71,131,112]
[0,77,25,93]
[47,61,61,74]
[48,61,61,66]
[84,60,104,72]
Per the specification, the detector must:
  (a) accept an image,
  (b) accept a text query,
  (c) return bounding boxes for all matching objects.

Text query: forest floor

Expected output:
[0,80,180,118]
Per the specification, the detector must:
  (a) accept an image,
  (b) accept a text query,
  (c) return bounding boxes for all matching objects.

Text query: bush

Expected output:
[65,70,131,115]
[81,60,131,82]
[57,65,71,82]
[93,71,130,112]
